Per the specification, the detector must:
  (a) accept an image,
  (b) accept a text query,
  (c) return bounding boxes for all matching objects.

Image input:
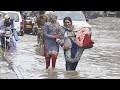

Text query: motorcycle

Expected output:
[1,27,18,50]
[2,28,11,50]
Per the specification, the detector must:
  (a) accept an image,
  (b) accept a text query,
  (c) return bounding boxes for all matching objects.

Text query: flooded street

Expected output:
[1,17,120,79]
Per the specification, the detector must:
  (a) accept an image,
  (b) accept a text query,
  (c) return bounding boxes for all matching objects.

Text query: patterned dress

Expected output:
[44,21,61,57]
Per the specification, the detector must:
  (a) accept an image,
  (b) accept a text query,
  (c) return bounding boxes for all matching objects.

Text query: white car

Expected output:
[46,11,91,31]
[0,11,24,36]
[107,11,116,17]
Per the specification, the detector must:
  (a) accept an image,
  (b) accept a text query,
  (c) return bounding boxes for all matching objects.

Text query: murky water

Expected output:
[0,48,18,79]
[4,17,120,79]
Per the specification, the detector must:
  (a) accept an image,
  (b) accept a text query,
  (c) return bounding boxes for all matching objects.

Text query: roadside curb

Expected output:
[0,47,24,79]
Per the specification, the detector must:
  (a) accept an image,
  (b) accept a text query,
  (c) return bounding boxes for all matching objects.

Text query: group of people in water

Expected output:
[33,11,86,71]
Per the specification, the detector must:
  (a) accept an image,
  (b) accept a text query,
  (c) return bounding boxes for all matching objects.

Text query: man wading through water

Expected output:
[36,11,48,56]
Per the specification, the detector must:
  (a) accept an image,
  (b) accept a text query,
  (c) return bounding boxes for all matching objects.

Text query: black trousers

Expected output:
[1,35,5,47]
[66,61,78,71]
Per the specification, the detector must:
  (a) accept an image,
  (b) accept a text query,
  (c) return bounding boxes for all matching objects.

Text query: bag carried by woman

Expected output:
[75,28,94,49]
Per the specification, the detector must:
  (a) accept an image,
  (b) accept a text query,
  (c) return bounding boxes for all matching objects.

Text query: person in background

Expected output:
[36,11,48,56]
[32,12,38,35]
[0,14,18,48]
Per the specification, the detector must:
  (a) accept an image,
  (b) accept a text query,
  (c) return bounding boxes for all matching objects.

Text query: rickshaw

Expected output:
[23,17,33,34]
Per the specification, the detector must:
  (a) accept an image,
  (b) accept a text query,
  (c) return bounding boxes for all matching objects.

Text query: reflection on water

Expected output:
[42,68,83,79]
[45,68,58,79]
[35,46,44,56]
[40,67,85,79]
[64,71,82,79]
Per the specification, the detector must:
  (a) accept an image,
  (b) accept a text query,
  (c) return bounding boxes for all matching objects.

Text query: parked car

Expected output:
[46,11,91,30]
[83,11,98,19]
[23,17,33,34]
[107,11,116,17]
[0,12,5,20]
[0,11,24,36]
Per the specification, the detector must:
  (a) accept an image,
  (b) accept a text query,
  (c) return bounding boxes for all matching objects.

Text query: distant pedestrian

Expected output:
[32,13,38,35]
[36,11,48,55]
[0,14,18,48]
[103,11,107,17]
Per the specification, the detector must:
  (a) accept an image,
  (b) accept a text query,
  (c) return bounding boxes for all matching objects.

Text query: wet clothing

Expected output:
[44,13,61,69]
[56,25,84,70]
[36,15,48,33]
[44,45,57,69]
[36,14,48,56]
[36,15,47,34]
[66,61,78,71]
[44,21,61,57]
[36,15,48,52]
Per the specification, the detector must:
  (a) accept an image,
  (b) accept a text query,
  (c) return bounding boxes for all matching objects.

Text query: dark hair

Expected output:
[63,17,72,24]
[39,11,45,14]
